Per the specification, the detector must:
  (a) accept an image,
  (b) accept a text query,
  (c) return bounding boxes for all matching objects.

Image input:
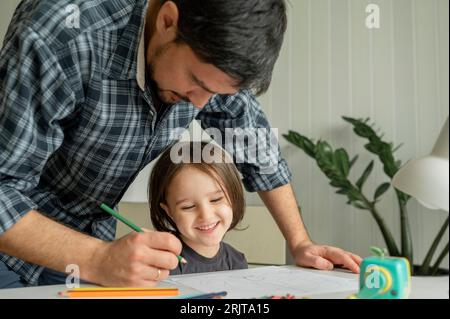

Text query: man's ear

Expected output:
[155,1,179,42]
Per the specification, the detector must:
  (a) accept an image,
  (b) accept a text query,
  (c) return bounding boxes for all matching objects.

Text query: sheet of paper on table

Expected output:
[164,266,358,299]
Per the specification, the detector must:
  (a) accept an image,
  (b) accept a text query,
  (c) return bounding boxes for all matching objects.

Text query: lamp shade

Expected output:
[392,117,449,212]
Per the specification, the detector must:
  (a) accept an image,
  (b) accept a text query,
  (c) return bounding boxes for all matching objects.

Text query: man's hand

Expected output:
[0,211,182,287]
[258,185,362,274]
[92,230,182,287]
[292,240,363,274]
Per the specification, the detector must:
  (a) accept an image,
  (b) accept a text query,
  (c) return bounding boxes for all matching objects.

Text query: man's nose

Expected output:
[188,91,214,109]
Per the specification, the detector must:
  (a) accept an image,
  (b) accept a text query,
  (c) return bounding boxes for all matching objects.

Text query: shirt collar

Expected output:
[102,0,148,90]
[136,15,146,92]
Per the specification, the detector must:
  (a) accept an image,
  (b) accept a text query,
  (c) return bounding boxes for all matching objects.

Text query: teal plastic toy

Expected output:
[350,247,411,299]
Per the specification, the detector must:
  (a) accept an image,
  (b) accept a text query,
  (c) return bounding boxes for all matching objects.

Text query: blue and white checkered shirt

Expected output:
[0,0,292,285]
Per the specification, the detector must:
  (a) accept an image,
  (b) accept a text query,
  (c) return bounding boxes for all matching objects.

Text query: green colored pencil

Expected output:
[100,203,142,232]
[100,203,187,264]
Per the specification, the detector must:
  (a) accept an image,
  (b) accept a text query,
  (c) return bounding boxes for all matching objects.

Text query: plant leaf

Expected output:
[317,141,333,159]
[393,143,403,153]
[283,131,316,158]
[315,141,335,175]
[334,148,350,177]
[349,155,359,169]
[352,202,368,210]
[330,180,346,188]
[374,182,391,200]
[365,143,380,154]
[347,189,363,202]
[356,160,374,190]
[342,116,359,126]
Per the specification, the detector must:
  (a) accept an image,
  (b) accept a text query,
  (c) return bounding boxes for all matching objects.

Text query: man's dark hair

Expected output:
[164,0,287,96]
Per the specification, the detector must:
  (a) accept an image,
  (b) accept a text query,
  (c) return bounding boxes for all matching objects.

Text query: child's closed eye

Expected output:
[210,197,223,203]
[181,205,195,210]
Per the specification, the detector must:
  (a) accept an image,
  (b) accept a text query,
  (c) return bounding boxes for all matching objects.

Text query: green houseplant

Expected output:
[283,117,449,276]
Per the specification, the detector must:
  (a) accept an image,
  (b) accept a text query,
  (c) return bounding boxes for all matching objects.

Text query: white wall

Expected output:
[1,0,448,268]
[0,0,20,45]
[267,0,448,267]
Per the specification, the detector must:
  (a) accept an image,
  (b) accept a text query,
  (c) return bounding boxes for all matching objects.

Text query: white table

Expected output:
[0,266,447,299]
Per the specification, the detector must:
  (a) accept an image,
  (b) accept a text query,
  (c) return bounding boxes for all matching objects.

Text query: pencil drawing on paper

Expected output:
[166,266,358,298]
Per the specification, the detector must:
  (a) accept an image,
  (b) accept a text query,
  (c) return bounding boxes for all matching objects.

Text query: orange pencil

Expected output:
[59,287,179,298]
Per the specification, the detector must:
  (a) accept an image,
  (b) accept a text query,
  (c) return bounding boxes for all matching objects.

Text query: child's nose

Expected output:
[198,204,214,219]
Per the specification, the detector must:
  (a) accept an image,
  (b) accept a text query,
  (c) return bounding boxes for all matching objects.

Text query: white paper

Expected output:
[165,266,358,299]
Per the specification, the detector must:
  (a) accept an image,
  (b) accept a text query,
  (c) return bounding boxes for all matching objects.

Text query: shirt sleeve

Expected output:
[0,24,75,234]
[195,90,292,192]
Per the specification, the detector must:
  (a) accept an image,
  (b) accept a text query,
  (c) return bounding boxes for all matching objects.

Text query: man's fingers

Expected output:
[146,247,180,270]
[326,249,360,273]
[299,253,334,270]
[343,259,360,273]
[342,252,361,273]
[147,266,170,282]
[127,265,170,286]
[137,265,170,282]
[135,231,182,256]
[350,253,363,265]
[129,245,179,270]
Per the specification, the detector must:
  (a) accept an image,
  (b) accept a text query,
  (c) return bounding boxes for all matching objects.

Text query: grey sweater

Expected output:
[170,241,248,275]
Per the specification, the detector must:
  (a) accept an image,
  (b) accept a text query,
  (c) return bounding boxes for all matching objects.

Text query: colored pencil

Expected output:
[174,291,228,299]
[59,287,179,298]
[100,203,142,232]
[99,203,187,264]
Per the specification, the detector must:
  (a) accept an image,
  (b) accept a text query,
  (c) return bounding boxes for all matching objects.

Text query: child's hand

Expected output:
[292,241,362,274]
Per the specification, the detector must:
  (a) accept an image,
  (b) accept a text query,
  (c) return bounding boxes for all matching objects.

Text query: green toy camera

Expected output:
[350,247,411,299]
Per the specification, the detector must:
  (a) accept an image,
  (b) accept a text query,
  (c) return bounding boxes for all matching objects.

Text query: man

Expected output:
[0,0,361,288]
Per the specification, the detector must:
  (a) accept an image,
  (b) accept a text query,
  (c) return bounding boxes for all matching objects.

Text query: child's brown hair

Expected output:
[148,141,245,233]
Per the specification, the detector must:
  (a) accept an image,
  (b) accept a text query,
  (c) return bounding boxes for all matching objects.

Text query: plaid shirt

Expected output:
[0,0,292,285]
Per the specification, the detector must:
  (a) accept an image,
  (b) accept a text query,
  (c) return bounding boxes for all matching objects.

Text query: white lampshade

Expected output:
[392,117,449,212]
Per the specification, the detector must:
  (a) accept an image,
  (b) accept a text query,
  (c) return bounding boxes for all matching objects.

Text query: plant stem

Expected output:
[397,191,413,267]
[430,242,449,276]
[360,194,400,256]
[419,216,449,275]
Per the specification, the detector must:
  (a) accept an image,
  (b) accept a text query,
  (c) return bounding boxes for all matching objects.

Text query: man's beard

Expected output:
[147,42,189,104]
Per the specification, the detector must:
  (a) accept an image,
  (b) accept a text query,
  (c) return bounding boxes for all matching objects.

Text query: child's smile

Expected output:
[160,166,234,258]
[194,221,220,233]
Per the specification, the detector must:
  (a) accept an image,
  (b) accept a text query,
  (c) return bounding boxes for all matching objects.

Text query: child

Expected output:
[148,141,248,275]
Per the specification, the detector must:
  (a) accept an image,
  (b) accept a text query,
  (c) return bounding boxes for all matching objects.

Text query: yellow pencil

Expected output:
[59,287,179,298]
